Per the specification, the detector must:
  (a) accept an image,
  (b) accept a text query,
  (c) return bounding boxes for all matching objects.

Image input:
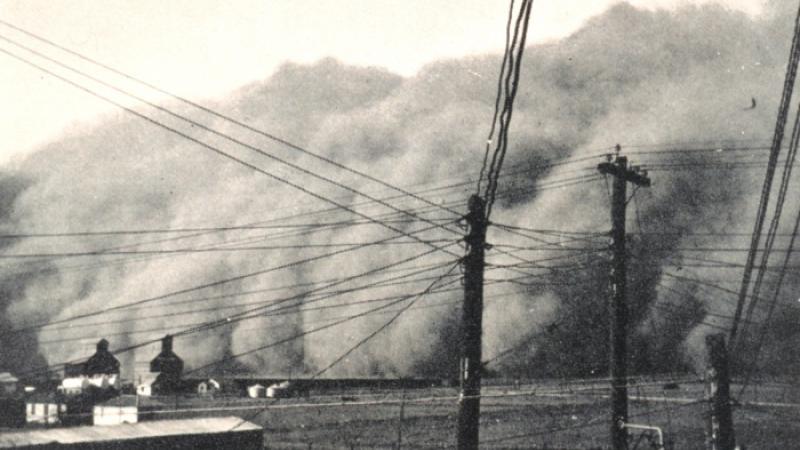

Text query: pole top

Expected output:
[468,195,486,213]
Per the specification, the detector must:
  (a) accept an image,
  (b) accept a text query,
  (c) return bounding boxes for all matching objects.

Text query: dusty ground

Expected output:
[142,378,800,449]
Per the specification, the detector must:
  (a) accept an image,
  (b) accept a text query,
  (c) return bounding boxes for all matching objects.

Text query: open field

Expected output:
[135,378,800,448]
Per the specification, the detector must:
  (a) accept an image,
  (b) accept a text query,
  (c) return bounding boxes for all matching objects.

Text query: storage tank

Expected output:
[247,384,265,398]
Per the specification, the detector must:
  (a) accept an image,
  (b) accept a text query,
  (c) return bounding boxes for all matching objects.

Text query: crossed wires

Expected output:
[477,0,535,220]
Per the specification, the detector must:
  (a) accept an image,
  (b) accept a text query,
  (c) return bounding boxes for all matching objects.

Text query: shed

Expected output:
[0,416,263,450]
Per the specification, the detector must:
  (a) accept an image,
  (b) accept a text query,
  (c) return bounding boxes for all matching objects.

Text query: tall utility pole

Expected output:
[598,151,651,450]
[705,334,736,450]
[456,194,488,450]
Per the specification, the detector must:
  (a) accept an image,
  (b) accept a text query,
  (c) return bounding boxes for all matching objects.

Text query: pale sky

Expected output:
[0,0,768,164]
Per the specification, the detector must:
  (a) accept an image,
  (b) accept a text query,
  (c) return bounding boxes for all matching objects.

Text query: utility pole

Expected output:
[598,150,650,450]
[456,194,488,450]
[705,334,736,450]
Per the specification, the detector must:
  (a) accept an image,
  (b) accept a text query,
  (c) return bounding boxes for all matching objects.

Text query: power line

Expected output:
[0,239,456,259]
[0,19,470,223]
[3,221,455,337]
[39,285,467,346]
[483,0,534,219]
[186,262,463,378]
[737,73,800,351]
[36,259,464,335]
[15,246,460,379]
[729,0,800,344]
[0,38,467,261]
[476,0,516,194]
[222,261,463,432]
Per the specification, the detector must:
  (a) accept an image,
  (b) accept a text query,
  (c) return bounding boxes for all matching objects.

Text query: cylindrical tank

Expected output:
[247,384,266,398]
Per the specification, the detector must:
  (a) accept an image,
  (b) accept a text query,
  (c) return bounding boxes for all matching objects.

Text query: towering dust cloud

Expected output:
[2,2,800,379]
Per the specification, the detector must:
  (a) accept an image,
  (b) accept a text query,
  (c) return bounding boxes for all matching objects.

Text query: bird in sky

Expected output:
[745,97,757,110]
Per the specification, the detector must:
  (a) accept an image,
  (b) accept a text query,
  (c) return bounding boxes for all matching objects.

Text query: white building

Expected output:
[93,396,139,426]
[25,402,65,425]
[57,374,120,396]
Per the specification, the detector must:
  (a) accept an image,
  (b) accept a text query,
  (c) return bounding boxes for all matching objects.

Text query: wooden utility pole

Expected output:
[456,194,488,450]
[598,151,650,450]
[705,333,736,450]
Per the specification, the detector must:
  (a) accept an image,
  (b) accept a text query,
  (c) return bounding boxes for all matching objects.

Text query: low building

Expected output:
[25,397,65,425]
[26,388,118,427]
[93,395,141,426]
[0,416,263,449]
[93,395,173,425]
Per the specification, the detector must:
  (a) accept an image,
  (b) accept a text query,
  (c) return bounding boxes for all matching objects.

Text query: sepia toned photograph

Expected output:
[0,0,798,448]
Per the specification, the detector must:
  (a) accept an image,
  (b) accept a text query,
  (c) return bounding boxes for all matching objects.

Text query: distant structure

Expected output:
[138,335,184,396]
[85,339,121,376]
[57,339,121,396]
[29,338,121,426]
[93,396,139,426]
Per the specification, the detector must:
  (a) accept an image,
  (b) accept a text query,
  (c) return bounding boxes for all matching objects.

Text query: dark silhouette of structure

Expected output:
[150,335,184,394]
[84,339,120,376]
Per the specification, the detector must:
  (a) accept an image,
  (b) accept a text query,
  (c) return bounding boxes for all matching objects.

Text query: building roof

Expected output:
[0,416,261,447]
[0,372,18,383]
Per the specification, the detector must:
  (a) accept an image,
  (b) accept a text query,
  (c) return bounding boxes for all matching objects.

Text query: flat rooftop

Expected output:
[0,416,260,448]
